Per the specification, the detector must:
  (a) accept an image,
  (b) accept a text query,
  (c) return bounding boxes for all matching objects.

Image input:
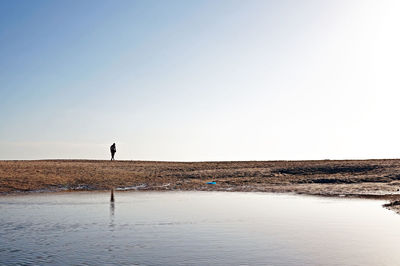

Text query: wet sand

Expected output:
[2,159,400,213]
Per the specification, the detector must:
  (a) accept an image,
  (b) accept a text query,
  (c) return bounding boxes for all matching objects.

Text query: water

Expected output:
[1,191,400,266]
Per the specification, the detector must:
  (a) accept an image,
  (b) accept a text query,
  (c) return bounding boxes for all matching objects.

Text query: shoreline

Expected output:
[2,159,400,213]
[2,183,399,213]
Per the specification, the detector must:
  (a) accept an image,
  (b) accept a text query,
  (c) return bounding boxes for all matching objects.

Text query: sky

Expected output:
[1,0,400,161]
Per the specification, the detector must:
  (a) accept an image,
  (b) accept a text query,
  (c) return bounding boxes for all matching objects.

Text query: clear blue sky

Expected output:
[1,0,400,160]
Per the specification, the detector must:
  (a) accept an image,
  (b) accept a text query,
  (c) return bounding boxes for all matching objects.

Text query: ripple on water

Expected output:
[1,191,400,265]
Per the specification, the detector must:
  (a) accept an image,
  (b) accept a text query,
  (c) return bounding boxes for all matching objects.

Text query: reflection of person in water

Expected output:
[110,143,116,161]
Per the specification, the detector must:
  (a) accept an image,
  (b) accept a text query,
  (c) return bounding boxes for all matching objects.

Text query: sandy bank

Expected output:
[2,159,400,213]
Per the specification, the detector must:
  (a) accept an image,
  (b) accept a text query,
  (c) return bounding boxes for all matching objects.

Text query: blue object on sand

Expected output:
[207,181,216,185]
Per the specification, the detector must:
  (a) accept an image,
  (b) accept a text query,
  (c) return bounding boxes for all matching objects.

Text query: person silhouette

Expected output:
[110,143,116,161]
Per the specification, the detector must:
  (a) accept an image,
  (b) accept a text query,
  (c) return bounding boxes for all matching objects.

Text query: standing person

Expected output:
[110,143,116,161]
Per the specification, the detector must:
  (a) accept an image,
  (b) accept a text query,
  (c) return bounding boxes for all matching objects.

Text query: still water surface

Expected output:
[1,191,400,265]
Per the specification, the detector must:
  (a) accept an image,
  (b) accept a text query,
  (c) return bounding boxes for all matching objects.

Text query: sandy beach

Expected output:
[2,159,400,213]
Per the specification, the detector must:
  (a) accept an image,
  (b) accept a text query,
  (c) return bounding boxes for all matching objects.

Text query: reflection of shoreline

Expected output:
[2,159,400,213]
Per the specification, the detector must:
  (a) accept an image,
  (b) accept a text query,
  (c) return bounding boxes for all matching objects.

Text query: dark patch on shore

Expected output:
[273,165,381,176]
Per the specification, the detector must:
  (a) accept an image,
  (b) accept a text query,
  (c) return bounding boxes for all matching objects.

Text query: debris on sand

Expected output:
[116,184,147,191]
[382,200,400,214]
[383,200,400,208]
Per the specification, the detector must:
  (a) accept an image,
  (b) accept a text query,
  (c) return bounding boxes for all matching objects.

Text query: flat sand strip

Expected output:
[2,159,400,213]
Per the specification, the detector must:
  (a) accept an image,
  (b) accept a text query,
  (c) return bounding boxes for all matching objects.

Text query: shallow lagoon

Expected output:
[1,191,400,265]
